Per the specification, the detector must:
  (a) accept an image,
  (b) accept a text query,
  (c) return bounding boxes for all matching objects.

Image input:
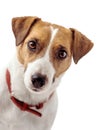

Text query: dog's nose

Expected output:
[31,74,46,89]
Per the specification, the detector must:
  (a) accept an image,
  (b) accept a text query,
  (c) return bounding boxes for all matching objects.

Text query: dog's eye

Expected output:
[28,39,38,51]
[57,49,67,59]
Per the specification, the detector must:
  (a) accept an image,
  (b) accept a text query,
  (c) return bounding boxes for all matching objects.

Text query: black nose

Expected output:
[31,74,46,89]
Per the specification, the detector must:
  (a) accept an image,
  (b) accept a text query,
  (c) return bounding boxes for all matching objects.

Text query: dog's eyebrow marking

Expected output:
[44,26,58,60]
[50,26,58,44]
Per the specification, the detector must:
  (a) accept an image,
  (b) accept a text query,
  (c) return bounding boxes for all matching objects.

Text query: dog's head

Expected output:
[12,16,93,100]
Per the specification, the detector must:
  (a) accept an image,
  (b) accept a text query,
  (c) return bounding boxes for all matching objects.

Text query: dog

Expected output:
[0,16,93,130]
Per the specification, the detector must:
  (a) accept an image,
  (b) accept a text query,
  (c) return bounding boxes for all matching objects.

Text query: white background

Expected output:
[0,0,98,130]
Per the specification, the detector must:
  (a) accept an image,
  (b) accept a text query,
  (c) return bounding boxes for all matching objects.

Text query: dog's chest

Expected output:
[0,89,41,130]
[0,85,58,130]
[0,101,51,130]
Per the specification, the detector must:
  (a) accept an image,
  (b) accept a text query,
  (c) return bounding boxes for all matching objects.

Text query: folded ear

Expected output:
[12,16,40,46]
[70,28,94,64]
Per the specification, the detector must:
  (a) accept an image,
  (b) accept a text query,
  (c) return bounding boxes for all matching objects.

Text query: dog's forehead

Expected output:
[26,20,72,44]
[27,21,51,37]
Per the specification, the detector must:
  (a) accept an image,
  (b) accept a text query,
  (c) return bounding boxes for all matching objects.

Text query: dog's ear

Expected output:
[70,28,93,64]
[12,16,40,46]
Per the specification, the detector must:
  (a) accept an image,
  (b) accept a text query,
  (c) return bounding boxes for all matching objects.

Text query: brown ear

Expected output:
[70,28,93,64]
[12,16,40,46]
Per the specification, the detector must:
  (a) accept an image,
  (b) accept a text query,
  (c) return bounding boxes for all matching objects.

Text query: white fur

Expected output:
[44,27,58,60]
[0,27,62,130]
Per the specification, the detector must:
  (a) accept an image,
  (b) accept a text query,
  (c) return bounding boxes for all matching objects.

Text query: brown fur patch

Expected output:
[49,26,73,77]
[70,28,93,64]
[17,21,52,68]
[12,16,40,46]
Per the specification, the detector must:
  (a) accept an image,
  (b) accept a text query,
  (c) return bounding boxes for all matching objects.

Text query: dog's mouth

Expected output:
[32,88,43,92]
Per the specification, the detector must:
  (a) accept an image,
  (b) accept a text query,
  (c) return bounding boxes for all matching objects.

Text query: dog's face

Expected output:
[12,16,93,101]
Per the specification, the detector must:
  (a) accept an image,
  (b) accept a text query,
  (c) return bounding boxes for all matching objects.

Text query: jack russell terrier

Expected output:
[0,16,93,130]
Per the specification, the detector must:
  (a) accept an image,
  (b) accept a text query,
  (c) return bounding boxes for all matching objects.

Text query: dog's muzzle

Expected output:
[31,73,47,90]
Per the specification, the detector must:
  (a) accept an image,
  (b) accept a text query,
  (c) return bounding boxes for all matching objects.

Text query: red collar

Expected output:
[6,69,45,117]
